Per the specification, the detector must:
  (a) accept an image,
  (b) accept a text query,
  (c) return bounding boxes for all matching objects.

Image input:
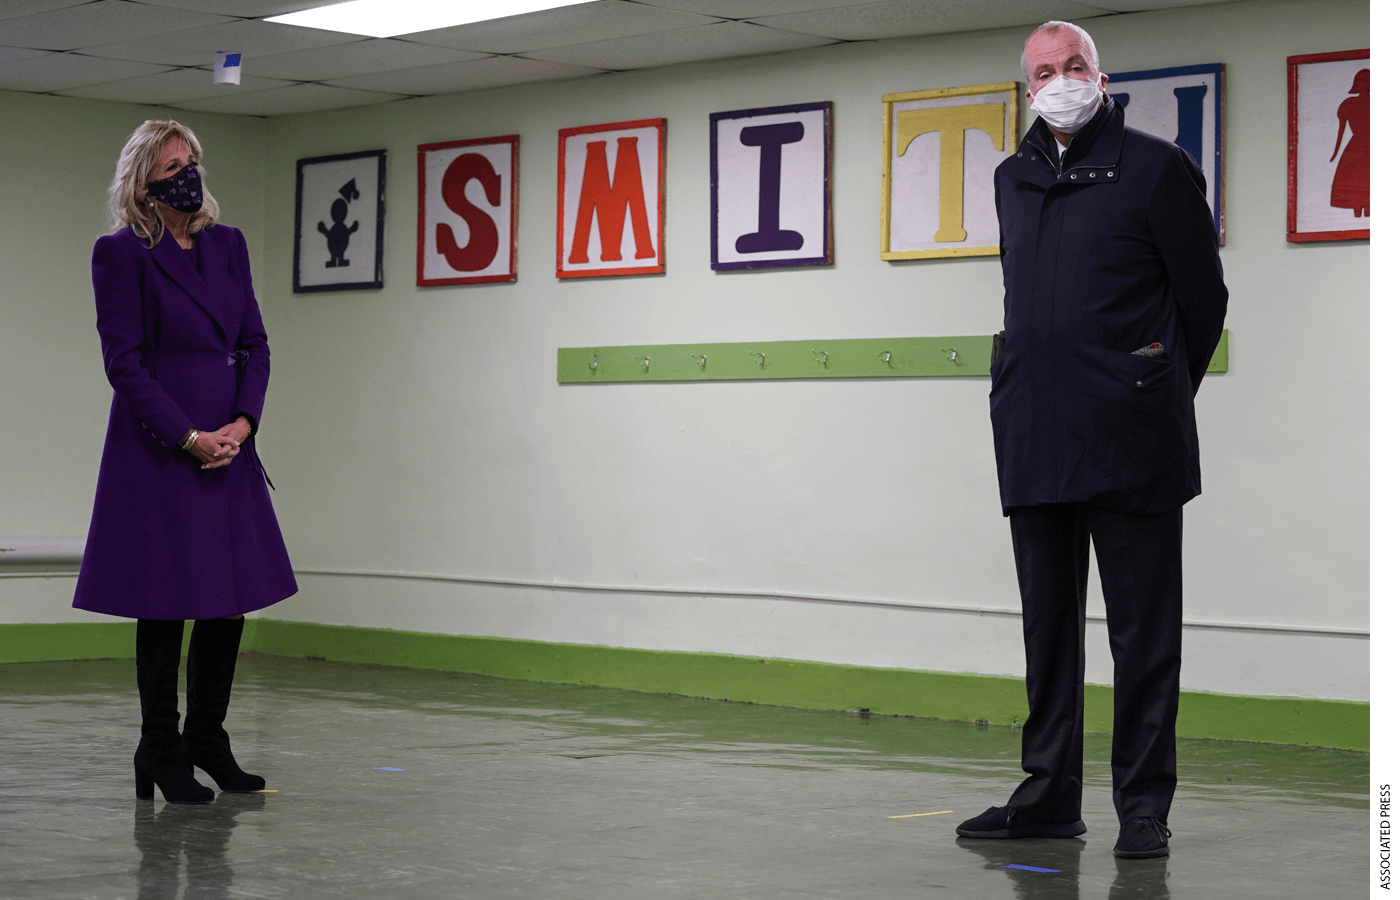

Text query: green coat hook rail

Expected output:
[558,331,1229,384]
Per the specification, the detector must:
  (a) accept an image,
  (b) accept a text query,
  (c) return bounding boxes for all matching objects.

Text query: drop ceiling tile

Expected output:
[0,45,51,65]
[0,53,171,92]
[1091,0,1240,8]
[400,0,721,54]
[752,0,1114,41]
[520,21,836,70]
[0,0,233,52]
[135,0,333,15]
[0,1,88,23]
[84,18,363,66]
[636,0,867,17]
[243,38,489,82]
[57,66,295,104]
[170,82,407,116]
[325,55,603,95]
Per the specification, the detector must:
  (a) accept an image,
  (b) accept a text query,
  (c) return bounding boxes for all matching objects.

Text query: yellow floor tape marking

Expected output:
[888,810,954,818]
[256,789,279,793]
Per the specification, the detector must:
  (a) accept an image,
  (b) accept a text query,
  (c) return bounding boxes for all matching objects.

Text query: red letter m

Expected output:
[569,137,655,263]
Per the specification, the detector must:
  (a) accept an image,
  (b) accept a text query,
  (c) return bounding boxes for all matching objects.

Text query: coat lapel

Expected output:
[150,229,228,342]
[193,229,241,341]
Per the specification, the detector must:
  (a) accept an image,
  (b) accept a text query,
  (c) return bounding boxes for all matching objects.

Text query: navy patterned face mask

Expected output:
[146,162,203,213]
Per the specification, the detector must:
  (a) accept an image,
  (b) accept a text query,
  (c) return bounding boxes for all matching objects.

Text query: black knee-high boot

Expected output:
[135,619,214,803]
[183,617,265,792]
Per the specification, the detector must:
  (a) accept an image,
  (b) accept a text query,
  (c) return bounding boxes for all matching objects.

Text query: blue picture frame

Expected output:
[1107,63,1225,242]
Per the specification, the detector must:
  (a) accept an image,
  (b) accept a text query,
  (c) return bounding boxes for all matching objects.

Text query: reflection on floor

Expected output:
[0,655,1366,899]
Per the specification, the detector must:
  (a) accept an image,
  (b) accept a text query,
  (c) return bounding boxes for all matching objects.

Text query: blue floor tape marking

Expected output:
[1002,864,1060,873]
[373,767,406,771]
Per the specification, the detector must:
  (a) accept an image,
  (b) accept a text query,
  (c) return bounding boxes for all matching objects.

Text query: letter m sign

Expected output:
[557,118,666,278]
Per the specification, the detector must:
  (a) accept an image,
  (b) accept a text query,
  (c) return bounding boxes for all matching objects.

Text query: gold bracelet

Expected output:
[181,429,199,451]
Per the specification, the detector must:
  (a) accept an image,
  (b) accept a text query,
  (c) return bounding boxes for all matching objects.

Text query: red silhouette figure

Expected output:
[1329,68,1368,217]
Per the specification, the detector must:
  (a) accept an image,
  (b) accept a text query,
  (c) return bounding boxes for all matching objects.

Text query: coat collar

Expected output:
[1011,95,1124,187]
[149,227,230,342]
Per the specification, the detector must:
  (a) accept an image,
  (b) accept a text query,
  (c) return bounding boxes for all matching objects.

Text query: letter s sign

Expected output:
[418,136,519,286]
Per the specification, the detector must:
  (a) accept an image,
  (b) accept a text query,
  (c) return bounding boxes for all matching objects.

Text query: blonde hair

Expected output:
[1022,21,1100,82]
[108,120,219,247]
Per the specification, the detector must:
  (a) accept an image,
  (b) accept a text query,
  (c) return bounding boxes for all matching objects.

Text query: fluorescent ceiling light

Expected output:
[267,0,594,38]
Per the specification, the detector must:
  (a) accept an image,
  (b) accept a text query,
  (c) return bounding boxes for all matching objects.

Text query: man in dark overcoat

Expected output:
[955,21,1228,859]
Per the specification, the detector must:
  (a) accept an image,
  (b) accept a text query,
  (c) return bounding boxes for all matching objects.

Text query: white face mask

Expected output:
[1029,75,1103,134]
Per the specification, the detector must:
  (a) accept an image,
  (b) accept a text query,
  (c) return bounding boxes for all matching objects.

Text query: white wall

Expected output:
[0,0,1367,701]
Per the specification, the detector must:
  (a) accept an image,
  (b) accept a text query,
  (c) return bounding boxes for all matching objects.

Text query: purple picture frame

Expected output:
[710,101,833,271]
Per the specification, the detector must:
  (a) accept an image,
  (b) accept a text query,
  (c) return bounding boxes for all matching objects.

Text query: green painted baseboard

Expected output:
[0,619,258,663]
[0,618,1365,751]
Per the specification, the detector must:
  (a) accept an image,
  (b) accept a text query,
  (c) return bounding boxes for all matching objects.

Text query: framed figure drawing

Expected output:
[710,101,832,270]
[1288,49,1369,242]
[1108,63,1225,242]
[418,136,519,286]
[881,82,1018,260]
[557,118,666,279]
[294,149,385,293]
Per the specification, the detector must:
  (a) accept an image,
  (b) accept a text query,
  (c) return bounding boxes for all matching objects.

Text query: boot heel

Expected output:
[135,762,154,800]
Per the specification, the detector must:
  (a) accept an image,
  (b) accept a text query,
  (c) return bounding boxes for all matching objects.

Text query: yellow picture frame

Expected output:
[880,82,1020,260]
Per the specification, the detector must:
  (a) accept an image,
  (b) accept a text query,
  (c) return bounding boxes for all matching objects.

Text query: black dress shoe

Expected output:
[956,805,1087,839]
[1113,816,1171,858]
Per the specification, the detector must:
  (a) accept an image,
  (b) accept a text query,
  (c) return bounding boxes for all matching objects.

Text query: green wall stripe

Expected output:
[0,619,258,663]
[1,618,1360,750]
[247,619,1362,751]
[558,330,1230,383]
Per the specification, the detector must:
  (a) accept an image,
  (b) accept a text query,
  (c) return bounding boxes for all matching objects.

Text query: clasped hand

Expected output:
[188,419,252,470]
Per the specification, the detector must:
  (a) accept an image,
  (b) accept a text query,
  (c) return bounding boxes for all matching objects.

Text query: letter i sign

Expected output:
[418,135,519,286]
[557,118,666,278]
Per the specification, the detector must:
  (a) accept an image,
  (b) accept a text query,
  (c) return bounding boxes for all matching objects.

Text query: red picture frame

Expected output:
[556,118,666,279]
[1287,49,1369,243]
[417,135,519,286]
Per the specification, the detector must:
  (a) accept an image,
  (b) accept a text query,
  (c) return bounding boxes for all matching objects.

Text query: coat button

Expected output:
[1032,155,1037,160]
[1070,174,1077,179]
[1090,172,1096,178]
[1135,381,1143,388]
[1017,152,1022,157]
[1108,171,1115,177]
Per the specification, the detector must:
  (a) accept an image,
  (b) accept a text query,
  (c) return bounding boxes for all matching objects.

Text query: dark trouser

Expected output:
[1006,503,1183,825]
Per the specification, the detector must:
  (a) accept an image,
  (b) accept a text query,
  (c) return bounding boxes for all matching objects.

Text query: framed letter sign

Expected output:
[294,149,385,293]
[418,135,518,286]
[1288,49,1369,242]
[1108,64,1225,242]
[881,82,1018,260]
[710,101,832,270]
[557,118,666,278]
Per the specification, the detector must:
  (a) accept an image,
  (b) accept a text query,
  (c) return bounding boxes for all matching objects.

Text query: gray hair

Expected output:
[107,119,219,248]
[1021,21,1100,81]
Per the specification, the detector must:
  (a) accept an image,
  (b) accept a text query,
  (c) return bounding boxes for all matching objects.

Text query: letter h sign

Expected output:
[418,135,519,286]
[557,118,666,278]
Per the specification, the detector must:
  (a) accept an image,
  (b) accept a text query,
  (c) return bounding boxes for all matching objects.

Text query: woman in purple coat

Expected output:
[73,121,297,804]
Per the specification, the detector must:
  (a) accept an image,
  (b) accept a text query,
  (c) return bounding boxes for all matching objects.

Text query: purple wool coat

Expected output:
[73,224,297,620]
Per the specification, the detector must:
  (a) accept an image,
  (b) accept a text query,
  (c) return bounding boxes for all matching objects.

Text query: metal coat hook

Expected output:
[812,349,829,367]
[691,353,707,369]
[749,351,766,368]
[589,352,599,372]
[940,347,960,366]
[634,355,651,372]
[881,351,893,366]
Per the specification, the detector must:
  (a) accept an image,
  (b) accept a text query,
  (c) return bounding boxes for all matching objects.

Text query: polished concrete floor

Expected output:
[0,655,1365,899]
